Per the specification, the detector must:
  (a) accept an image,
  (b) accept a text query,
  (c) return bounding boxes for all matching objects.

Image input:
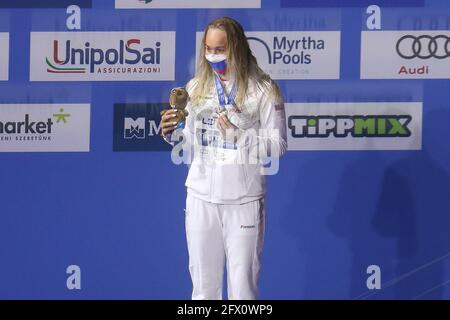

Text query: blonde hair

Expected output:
[190,16,282,107]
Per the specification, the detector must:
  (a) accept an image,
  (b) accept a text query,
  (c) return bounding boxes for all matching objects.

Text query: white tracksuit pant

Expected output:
[185,192,266,300]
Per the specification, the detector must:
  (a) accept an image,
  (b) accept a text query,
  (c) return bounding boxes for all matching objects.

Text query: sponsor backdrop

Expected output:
[0,0,449,300]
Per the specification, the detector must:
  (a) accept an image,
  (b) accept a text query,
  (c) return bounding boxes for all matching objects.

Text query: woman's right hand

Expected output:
[161,109,179,136]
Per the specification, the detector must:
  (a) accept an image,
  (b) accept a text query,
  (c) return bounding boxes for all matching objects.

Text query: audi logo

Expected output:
[396,35,450,59]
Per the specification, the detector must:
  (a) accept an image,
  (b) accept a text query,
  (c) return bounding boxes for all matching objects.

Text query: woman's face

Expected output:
[205,28,228,55]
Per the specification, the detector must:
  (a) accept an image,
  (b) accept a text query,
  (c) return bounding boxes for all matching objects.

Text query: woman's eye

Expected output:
[205,47,226,54]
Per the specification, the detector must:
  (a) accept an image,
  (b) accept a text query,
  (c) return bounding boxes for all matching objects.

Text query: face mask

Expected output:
[205,53,227,76]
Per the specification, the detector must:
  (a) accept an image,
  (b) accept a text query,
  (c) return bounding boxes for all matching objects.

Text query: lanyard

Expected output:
[213,75,237,109]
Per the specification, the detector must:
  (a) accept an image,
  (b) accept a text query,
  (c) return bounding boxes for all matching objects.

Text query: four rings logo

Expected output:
[361,31,450,79]
[396,35,450,59]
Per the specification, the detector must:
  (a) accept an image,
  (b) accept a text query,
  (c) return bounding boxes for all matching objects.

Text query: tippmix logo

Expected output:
[31,32,175,81]
[285,102,422,150]
[289,115,412,138]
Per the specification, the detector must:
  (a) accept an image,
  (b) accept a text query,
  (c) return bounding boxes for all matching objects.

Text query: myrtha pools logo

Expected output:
[124,117,146,139]
[245,31,341,79]
[198,31,341,80]
[113,103,171,151]
[30,32,175,81]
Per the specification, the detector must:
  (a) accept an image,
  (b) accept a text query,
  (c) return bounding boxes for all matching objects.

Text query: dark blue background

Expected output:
[0,0,449,299]
[113,103,172,152]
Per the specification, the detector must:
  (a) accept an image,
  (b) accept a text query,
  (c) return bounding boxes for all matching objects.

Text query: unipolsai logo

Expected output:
[0,104,90,152]
[46,38,161,74]
[113,103,171,151]
[31,32,175,81]
[246,31,340,79]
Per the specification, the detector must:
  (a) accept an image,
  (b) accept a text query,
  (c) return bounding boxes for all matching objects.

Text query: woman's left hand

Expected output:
[217,113,239,142]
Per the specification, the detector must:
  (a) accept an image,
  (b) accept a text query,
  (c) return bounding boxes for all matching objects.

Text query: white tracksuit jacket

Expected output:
[166,76,287,204]
[164,75,287,299]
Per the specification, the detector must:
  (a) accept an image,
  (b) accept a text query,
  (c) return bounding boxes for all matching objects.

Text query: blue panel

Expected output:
[0,0,92,8]
[0,0,449,300]
[281,0,425,7]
